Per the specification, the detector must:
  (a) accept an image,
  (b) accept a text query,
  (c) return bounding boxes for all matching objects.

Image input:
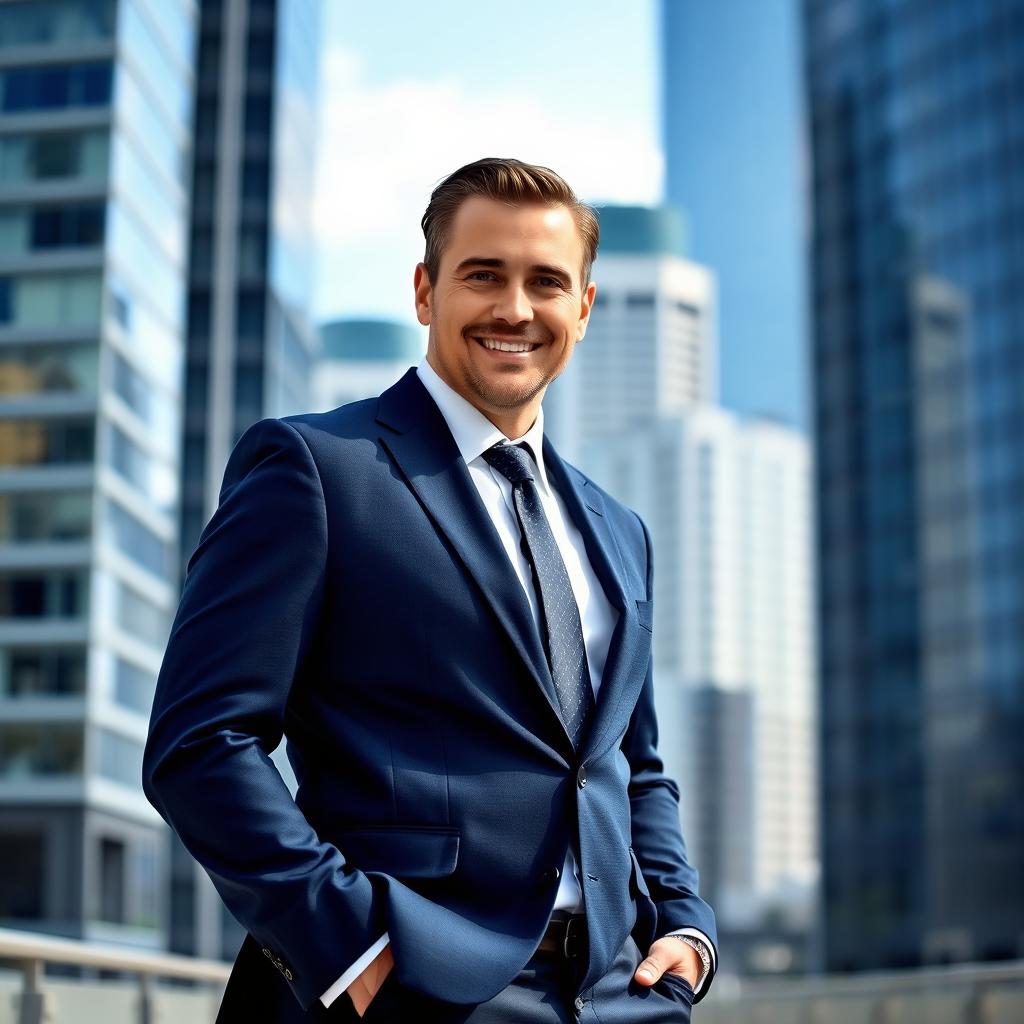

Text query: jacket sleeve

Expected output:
[143,417,383,1011]
[620,512,719,1000]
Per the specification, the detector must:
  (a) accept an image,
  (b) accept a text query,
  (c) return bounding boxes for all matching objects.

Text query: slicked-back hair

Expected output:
[420,157,600,290]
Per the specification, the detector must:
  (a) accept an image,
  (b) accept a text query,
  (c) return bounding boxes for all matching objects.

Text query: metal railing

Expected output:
[0,927,229,1024]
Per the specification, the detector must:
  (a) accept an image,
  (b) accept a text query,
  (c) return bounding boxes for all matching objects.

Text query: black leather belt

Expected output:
[535,912,588,960]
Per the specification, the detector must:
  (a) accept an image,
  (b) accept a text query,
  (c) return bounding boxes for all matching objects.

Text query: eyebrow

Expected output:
[454,257,573,284]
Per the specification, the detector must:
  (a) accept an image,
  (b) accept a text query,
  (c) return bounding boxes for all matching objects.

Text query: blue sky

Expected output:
[312,1,660,325]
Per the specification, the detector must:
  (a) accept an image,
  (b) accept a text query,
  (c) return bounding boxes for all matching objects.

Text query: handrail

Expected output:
[0,926,231,982]
[0,926,229,1024]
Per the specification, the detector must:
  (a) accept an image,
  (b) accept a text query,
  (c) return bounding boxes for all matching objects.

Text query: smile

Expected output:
[473,337,541,353]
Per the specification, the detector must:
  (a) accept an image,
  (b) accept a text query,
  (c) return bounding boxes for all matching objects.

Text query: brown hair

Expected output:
[420,157,600,290]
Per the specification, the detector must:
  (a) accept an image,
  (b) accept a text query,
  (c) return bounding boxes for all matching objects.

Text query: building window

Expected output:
[0,723,82,776]
[0,830,44,919]
[0,490,92,542]
[0,343,99,398]
[626,293,656,309]
[117,581,169,649]
[0,570,87,618]
[111,350,152,421]
[2,647,86,697]
[0,1,115,48]
[106,499,172,580]
[0,63,113,113]
[113,657,154,713]
[96,728,144,789]
[30,203,105,249]
[0,271,102,329]
[0,418,94,467]
[98,836,125,923]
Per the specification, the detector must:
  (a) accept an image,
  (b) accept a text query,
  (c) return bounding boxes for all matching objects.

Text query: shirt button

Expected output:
[574,995,585,1014]
[577,766,587,789]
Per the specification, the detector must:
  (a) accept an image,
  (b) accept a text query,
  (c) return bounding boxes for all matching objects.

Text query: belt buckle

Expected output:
[563,915,585,960]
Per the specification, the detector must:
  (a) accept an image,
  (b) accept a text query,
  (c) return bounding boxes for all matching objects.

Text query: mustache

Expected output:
[463,324,549,345]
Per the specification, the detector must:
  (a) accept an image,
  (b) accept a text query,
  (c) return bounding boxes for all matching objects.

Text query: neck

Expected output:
[426,353,541,440]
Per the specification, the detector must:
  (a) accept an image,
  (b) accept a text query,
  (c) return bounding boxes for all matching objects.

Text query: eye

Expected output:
[535,276,564,289]
[467,270,497,281]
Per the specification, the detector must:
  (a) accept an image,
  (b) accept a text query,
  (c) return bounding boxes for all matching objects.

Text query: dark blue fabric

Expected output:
[144,369,717,1016]
[482,441,594,748]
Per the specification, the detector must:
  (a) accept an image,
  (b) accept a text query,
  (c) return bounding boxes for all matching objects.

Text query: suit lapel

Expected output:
[542,440,652,758]
[376,371,572,753]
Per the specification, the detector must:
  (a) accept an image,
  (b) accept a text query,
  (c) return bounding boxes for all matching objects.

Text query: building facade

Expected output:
[173,0,321,960]
[806,0,1024,969]
[313,318,424,411]
[544,205,716,462]
[584,408,818,974]
[0,0,196,946]
[661,0,806,428]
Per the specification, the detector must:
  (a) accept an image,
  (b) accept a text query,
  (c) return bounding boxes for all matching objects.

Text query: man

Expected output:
[144,158,717,1022]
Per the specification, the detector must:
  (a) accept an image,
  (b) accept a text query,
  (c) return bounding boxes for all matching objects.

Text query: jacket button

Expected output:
[284,968,294,981]
[577,766,587,789]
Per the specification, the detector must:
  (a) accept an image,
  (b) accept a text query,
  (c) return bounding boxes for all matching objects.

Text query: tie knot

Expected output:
[483,442,535,485]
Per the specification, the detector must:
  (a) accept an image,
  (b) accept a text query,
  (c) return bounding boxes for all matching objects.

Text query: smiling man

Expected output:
[144,158,717,1023]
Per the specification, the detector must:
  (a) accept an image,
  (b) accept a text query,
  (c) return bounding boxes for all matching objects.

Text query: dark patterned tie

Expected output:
[483,442,594,747]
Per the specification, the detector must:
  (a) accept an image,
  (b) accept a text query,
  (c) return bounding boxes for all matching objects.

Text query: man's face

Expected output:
[415,196,596,430]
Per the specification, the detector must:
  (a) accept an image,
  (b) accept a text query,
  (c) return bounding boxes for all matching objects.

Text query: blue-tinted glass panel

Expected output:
[1,647,86,696]
[0,0,114,47]
[0,490,91,542]
[0,130,108,184]
[0,63,112,113]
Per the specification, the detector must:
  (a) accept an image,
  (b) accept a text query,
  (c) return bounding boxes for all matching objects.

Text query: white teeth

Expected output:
[479,338,534,352]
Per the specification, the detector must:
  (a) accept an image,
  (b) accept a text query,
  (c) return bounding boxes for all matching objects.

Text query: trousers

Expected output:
[314,936,694,1024]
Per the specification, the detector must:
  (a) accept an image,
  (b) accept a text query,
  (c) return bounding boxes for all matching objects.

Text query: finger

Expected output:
[634,953,669,986]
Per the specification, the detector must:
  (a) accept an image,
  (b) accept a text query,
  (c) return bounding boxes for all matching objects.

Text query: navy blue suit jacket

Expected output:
[143,369,717,1014]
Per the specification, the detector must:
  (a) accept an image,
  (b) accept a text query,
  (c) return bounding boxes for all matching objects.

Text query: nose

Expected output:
[492,283,533,325]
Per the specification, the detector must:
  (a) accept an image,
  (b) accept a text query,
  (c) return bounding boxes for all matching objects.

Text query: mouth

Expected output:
[471,336,542,356]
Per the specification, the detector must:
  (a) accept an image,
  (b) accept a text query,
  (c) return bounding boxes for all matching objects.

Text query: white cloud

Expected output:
[312,46,663,322]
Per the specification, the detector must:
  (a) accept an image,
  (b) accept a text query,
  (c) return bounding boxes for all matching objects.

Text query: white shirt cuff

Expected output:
[666,927,716,994]
[319,933,390,1008]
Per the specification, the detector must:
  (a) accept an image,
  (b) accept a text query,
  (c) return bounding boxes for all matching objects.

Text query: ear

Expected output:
[576,281,598,341]
[414,263,433,326]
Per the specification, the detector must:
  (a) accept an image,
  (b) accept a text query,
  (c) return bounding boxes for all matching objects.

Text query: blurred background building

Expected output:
[313,317,423,412]
[805,0,1024,971]
[173,0,322,962]
[0,0,195,947]
[661,0,807,429]
[545,204,716,462]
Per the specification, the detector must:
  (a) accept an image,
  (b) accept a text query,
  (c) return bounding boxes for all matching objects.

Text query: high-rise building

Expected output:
[0,0,196,945]
[173,0,321,960]
[544,205,716,461]
[314,318,424,411]
[805,0,1024,969]
[661,0,806,428]
[584,408,818,973]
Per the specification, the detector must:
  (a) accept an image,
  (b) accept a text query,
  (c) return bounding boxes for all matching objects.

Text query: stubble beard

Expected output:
[464,361,554,412]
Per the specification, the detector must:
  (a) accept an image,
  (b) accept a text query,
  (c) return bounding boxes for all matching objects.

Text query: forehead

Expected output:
[442,196,583,268]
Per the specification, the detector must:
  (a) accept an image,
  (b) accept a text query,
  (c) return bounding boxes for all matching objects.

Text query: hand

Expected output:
[633,936,700,991]
[347,944,394,1018]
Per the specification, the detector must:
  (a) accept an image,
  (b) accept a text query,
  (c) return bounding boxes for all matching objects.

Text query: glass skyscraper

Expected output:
[173,0,321,961]
[0,0,195,944]
[806,0,1024,969]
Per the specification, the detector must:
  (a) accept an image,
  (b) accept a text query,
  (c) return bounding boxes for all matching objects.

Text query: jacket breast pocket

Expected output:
[337,825,460,879]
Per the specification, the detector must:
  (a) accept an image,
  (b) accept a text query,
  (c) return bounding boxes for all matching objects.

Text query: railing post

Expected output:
[138,972,160,1024]
[14,958,53,1024]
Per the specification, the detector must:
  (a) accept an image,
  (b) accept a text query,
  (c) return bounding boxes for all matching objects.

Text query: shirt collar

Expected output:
[416,359,551,492]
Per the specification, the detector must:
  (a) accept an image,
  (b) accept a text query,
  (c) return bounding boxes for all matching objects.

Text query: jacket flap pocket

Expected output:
[635,599,653,633]
[628,846,652,897]
[338,826,460,878]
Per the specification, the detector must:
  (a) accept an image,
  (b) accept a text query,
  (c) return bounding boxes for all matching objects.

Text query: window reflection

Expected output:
[0,130,108,184]
[0,63,111,113]
[0,647,86,696]
[0,418,94,466]
[0,272,101,329]
[117,580,169,649]
[0,0,114,48]
[0,490,91,542]
[0,569,88,618]
[0,723,83,776]
[0,343,98,396]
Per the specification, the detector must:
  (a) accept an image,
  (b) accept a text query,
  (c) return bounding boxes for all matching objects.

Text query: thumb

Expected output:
[634,949,671,986]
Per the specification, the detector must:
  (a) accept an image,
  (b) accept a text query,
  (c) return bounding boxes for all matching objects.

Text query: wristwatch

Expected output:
[671,934,712,988]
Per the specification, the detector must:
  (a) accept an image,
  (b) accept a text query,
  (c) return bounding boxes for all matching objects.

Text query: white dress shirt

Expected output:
[321,361,713,1007]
